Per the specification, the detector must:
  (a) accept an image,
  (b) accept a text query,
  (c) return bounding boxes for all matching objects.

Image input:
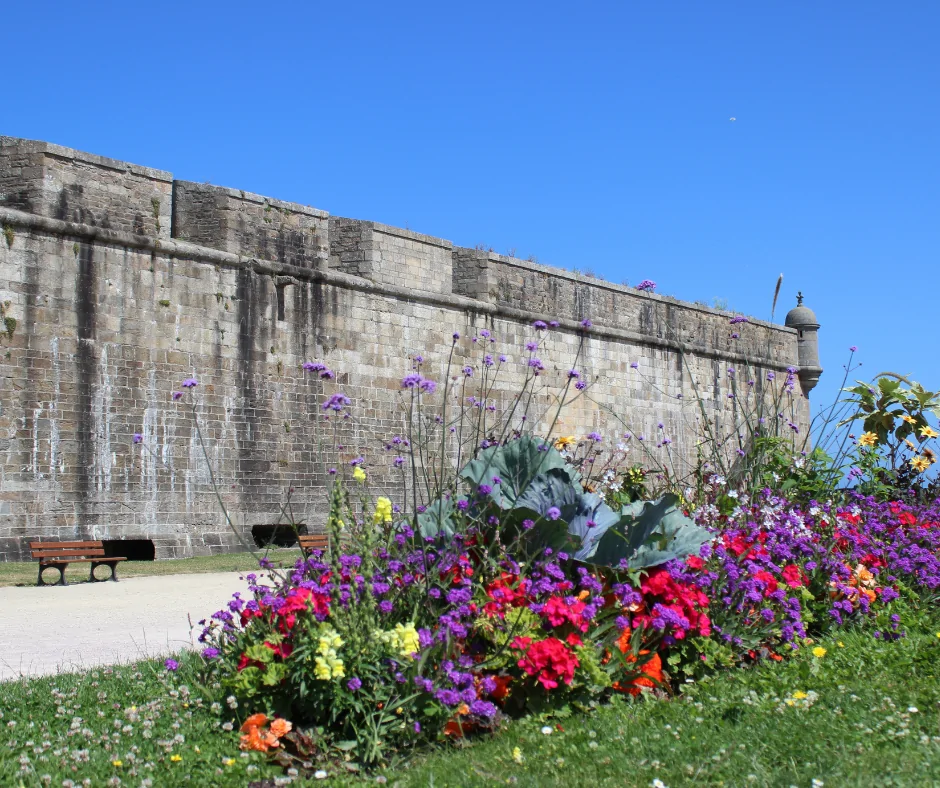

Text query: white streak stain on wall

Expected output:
[93,343,114,492]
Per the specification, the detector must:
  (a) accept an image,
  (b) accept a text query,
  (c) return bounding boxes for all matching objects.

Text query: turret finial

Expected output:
[796,291,804,306]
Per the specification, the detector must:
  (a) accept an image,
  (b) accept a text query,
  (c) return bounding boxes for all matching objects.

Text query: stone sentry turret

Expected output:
[784,292,823,395]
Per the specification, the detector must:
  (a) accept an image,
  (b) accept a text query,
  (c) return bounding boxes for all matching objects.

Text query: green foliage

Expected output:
[746,438,841,503]
[843,376,940,456]
[842,375,940,499]
[604,464,649,506]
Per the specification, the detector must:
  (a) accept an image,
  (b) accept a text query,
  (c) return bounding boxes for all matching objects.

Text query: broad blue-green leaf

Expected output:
[584,494,711,569]
[416,496,457,539]
[459,435,577,508]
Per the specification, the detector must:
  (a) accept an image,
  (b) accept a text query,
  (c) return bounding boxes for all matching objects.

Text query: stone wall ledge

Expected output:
[172,180,329,219]
[0,136,173,182]
[0,205,797,370]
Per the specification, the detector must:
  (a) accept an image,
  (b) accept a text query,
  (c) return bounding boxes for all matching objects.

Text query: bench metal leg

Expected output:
[38,563,67,587]
[90,561,119,582]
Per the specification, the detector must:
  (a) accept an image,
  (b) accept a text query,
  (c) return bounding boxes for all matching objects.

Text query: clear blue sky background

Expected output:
[5,1,938,420]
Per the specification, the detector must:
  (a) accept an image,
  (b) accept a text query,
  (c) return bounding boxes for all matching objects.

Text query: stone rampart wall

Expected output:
[0,137,810,560]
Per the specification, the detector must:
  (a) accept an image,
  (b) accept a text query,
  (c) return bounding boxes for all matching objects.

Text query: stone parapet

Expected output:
[0,136,172,239]
[172,181,328,270]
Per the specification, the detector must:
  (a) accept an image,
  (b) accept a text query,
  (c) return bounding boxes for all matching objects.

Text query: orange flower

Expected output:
[269,718,292,739]
[489,674,512,701]
[612,650,664,696]
[238,713,292,752]
[240,726,271,752]
[240,713,268,732]
[443,719,469,738]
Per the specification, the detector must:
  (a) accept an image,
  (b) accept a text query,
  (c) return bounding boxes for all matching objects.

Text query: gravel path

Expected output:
[0,572,249,681]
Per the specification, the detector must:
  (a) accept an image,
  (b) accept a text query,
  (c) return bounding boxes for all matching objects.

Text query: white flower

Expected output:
[812,780,824,788]
[541,726,553,735]
[908,706,919,713]
[314,770,328,780]
[652,780,668,788]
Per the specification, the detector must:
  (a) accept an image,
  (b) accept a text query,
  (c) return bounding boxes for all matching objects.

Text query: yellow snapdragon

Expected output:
[313,625,345,681]
[352,466,367,482]
[376,622,421,659]
[373,496,394,524]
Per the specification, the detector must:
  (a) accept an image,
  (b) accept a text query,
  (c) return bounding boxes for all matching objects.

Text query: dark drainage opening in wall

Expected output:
[252,523,308,549]
[102,539,156,561]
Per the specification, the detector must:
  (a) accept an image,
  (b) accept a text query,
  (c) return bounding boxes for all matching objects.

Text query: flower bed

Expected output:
[196,485,940,773]
[168,320,940,776]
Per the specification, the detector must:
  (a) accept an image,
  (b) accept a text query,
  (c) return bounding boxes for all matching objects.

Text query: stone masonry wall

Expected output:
[0,137,812,561]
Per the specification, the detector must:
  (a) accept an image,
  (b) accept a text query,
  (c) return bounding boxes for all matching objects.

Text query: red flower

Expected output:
[781,564,803,588]
[512,636,579,690]
[483,573,526,618]
[753,570,779,596]
[541,595,589,632]
[633,568,712,638]
[264,640,293,659]
[236,653,265,672]
[686,555,704,570]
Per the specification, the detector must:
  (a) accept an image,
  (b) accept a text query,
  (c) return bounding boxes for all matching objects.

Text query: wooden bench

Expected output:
[29,540,127,586]
[298,534,329,556]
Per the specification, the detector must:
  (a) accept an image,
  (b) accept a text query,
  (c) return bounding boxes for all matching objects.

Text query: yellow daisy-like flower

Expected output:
[812,647,827,658]
[170,754,182,762]
[792,691,808,700]
[224,758,236,767]
[919,425,938,439]
[924,448,937,465]
[910,456,931,473]
[554,435,577,450]
[112,760,123,767]
[837,642,845,648]
[352,466,366,482]
[901,414,917,425]
[858,432,878,447]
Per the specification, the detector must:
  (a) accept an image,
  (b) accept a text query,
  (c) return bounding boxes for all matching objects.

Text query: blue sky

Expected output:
[6,1,938,417]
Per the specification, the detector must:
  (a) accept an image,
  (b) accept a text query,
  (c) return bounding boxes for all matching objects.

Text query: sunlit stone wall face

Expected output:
[0,137,809,560]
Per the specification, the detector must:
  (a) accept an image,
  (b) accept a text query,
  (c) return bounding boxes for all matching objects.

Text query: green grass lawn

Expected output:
[3,618,939,787]
[0,549,302,587]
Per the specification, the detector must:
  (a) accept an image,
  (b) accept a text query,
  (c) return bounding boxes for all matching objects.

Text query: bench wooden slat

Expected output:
[30,540,104,549]
[32,548,106,558]
[38,557,127,564]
